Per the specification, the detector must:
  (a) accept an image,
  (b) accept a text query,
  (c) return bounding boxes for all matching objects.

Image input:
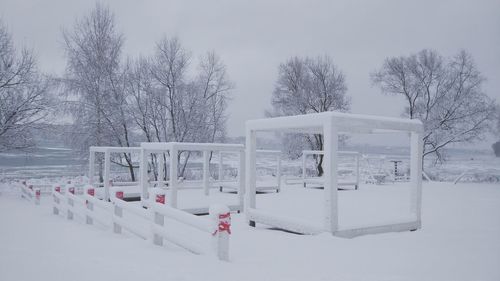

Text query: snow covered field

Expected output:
[1,181,499,281]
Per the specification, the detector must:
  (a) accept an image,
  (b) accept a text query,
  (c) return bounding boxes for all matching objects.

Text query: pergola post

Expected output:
[410,132,423,224]
[158,153,165,185]
[301,153,306,187]
[89,150,95,187]
[276,154,282,192]
[245,129,257,226]
[323,119,339,233]
[218,151,224,181]
[169,146,178,208]
[355,153,360,190]
[140,148,149,206]
[104,150,111,201]
[238,150,245,210]
[203,150,210,196]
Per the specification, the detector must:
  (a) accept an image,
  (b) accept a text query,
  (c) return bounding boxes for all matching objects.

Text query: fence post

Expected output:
[152,209,164,246]
[151,192,165,246]
[52,192,59,215]
[210,205,230,261]
[86,188,94,225]
[113,192,123,234]
[203,150,210,196]
[34,188,41,205]
[67,196,74,220]
[113,205,122,234]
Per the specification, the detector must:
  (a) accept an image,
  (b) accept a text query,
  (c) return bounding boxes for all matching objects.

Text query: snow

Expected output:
[246,111,423,133]
[1,181,499,281]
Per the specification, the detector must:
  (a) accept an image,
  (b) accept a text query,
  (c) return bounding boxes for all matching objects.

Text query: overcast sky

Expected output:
[1,0,499,146]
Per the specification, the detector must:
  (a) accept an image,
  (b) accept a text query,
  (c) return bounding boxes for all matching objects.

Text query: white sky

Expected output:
[1,0,499,147]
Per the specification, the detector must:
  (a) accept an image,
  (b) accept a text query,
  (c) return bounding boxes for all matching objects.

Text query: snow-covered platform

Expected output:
[1,182,499,281]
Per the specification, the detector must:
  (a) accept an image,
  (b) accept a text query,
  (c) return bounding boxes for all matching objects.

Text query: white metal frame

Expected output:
[245,112,423,238]
[139,142,245,212]
[300,150,360,189]
[89,146,141,201]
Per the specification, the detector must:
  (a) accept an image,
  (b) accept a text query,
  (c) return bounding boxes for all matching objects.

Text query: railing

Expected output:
[51,186,231,261]
[20,182,41,205]
[52,189,65,215]
[150,200,230,261]
[84,188,112,226]
[110,191,150,239]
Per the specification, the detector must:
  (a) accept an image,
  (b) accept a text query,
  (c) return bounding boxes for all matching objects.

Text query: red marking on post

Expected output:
[155,194,165,204]
[35,189,41,198]
[87,188,95,196]
[69,187,75,194]
[213,212,231,235]
[55,186,61,193]
[115,191,124,200]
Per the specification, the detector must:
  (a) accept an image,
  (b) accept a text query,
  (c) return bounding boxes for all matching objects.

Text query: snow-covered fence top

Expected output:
[19,181,41,205]
[52,185,231,261]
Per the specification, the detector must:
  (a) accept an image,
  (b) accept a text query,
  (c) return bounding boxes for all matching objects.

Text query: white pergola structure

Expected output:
[245,112,423,238]
[89,146,141,201]
[301,150,360,189]
[139,142,245,211]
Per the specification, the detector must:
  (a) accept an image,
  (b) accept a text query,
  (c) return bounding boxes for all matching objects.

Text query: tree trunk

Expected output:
[316,154,324,177]
[122,153,135,181]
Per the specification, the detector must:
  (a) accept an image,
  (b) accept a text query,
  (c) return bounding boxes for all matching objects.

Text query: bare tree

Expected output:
[269,55,350,176]
[126,37,233,177]
[372,49,496,162]
[62,3,136,180]
[0,20,52,151]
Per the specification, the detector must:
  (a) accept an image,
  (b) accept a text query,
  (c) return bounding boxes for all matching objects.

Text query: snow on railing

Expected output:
[150,199,231,261]
[52,186,231,261]
[65,187,86,220]
[20,181,40,205]
[52,187,65,215]
[84,187,112,226]
[110,190,150,239]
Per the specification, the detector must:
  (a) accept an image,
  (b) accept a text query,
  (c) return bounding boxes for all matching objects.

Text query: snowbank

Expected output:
[0,182,499,281]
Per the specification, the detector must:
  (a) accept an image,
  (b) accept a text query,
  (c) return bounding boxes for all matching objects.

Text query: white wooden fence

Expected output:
[52,186,231,261]
[20,182,41,205]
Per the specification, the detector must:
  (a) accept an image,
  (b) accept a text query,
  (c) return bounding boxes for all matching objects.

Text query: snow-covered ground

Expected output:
[1,181,499,281]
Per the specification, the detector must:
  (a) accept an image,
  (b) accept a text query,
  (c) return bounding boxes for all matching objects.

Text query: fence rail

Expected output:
[51,187,231,261]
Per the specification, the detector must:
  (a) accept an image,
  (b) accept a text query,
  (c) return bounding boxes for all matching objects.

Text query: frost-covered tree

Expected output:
[62,3,136,180]
[127,37,232,177]
[269,55,350,176]
[372,49,496,162]
[0,20,52,152]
